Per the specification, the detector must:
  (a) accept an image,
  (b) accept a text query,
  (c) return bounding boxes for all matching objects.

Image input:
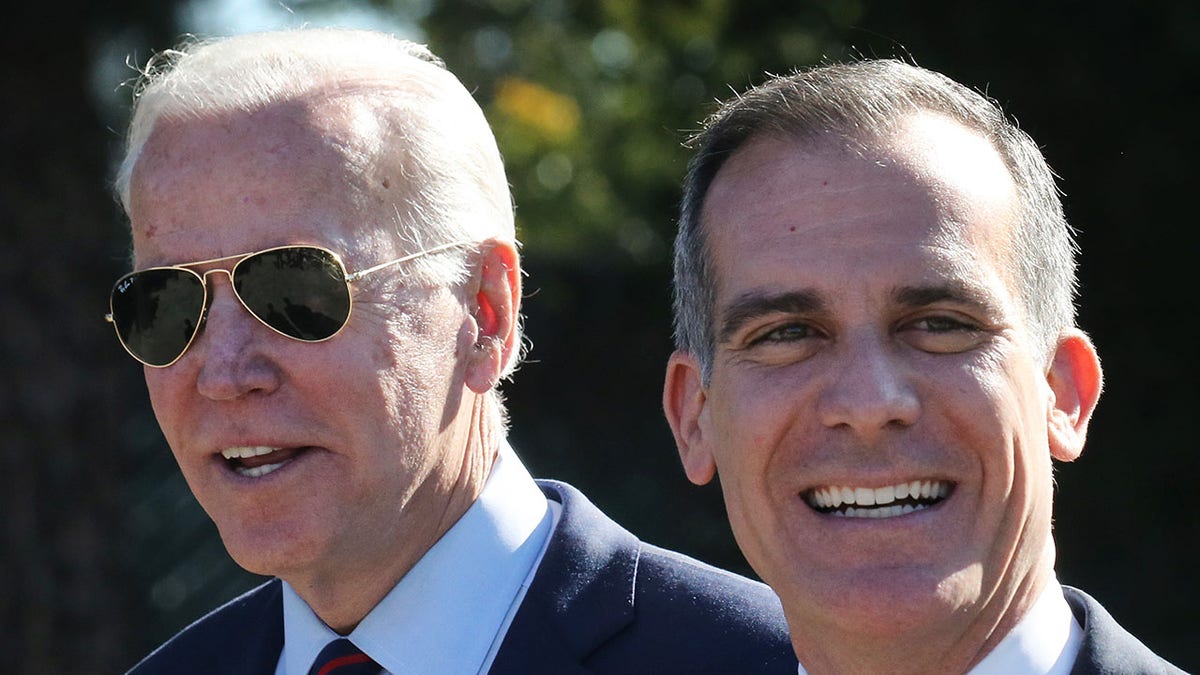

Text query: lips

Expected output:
[804,480,953,519]
[219,445,307,478]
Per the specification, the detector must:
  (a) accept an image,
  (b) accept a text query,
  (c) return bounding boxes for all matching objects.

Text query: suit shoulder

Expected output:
[1063,585,1187,675]
[126,579,282,674]
[636,542,786,622]
[600,543,795,673]
[528,480,795,673]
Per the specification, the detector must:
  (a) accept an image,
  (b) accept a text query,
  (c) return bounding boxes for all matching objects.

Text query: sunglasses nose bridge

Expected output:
[199,267,233,283]
[199,267,237,304]
[189,267,272,362]
[196,267,254,333]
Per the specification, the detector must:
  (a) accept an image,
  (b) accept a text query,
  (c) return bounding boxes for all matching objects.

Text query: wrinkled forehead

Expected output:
[126,99,390,264]
[132,95,376,185]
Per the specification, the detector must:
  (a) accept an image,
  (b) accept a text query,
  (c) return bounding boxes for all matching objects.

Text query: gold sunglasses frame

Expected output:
[106,240,472,368]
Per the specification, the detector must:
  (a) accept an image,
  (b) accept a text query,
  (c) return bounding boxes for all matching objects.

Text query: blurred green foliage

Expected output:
[416,0,860,267]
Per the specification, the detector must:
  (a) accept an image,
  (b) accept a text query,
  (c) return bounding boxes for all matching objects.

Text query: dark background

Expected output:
[2,1,1196,672]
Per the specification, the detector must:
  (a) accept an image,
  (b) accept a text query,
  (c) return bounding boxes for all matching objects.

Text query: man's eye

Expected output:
[913,316,975,333]
[752,323,817,345]
[732,321,825,365]
[904,315,987,353]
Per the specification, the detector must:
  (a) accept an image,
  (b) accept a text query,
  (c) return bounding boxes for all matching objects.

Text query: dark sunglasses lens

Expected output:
[234,248,351,341]
[111,269,206,366]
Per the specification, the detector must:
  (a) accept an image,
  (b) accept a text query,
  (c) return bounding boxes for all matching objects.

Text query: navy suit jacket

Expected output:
[1064,586,1185,675]
[127,480,796,674]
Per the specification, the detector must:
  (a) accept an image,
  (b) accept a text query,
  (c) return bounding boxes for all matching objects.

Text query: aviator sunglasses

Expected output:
[106,241,470,368]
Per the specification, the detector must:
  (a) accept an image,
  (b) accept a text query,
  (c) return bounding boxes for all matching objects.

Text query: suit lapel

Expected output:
[230,580,285,675]
[489,480,639,673]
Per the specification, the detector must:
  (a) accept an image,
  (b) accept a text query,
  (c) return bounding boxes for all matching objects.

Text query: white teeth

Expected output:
[809,479,952,518]
[235,461,286,478]
[876,484,895,503]
[220,446,293,479]
[221,446,280,460]
[832,502,928,519]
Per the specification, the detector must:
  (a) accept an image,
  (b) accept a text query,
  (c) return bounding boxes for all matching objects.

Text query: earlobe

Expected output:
[1046,330,1104,462]
[663,351,717,485]
[464,239,520,394]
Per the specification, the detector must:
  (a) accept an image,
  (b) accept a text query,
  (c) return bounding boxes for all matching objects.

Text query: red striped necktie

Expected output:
[306,638,384,675]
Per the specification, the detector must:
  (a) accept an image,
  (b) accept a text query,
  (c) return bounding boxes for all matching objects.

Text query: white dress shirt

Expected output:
[274,443,556,675]
[968,578,1083,675]
[797,578,1084,675]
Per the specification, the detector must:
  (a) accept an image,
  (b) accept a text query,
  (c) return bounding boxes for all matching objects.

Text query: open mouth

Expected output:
[220,446,307,478]
[803,480,953,519]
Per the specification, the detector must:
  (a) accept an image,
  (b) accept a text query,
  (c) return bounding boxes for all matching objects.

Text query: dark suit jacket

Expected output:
[127,480,796,674]
[1064,586,1185,675]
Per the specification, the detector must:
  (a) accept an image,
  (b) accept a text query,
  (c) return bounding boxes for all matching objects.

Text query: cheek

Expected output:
[932,353,1027,438]
[710,366,807,442]
[706,385,799,500]
[369,328,402,371]
[353,300,467,422]
[144,369,189,431]
[944,357,1054,518]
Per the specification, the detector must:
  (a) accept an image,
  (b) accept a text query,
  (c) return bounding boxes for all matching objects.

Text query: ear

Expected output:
[663,350,717,485]
[464,239,521,394]
[1045,329,1103,462]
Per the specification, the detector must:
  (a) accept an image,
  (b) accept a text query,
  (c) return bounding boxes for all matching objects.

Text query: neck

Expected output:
[792,548,1057,675]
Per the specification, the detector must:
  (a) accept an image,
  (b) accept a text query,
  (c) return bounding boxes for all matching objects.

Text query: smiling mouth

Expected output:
[220,446,307,478]
[803,480,953,519]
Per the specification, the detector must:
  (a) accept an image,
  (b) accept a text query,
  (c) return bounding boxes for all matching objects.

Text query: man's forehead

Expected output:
[700,115,1021,322]
[703,115,1017,252]
[127,103,371,262]
[138,98,362,164]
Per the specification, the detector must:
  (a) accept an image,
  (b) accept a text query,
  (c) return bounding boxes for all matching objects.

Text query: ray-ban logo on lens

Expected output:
[118,278,135,294]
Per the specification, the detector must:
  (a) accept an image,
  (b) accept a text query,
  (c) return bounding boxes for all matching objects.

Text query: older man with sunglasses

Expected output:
[112,29,794,674]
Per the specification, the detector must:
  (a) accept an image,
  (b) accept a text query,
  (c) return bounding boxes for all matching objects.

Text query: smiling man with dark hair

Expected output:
[663,60,1183,675]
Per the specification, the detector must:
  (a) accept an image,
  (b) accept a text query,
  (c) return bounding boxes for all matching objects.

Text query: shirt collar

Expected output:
[796,578,1083,675]
[967,577,1083,675]
[278,442,552,675]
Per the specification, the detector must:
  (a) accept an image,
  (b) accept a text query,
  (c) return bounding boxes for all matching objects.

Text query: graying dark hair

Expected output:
[673,59,1077,380]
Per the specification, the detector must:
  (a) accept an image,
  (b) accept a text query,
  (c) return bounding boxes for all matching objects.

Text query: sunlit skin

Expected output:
[129,95,520,633]
[664,114,1102,674]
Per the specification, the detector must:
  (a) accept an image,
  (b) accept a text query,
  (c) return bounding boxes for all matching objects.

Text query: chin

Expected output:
[784,565,972,637]
[214,517,331,579]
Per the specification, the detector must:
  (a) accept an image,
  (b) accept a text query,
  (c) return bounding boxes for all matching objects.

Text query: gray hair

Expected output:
[117,28,524,379]
[673,59,1077,380]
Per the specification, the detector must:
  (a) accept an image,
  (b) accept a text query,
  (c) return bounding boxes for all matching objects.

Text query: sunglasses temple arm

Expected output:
[345,240,474,282]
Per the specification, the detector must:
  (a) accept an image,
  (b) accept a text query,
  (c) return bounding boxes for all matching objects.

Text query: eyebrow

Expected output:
[717,290,825,343]
[894,282,1004,317]
[715,281,1004,343]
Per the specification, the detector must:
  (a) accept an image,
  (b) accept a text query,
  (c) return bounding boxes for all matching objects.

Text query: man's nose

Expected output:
[816,331,920,438]
[191,274,283,400]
